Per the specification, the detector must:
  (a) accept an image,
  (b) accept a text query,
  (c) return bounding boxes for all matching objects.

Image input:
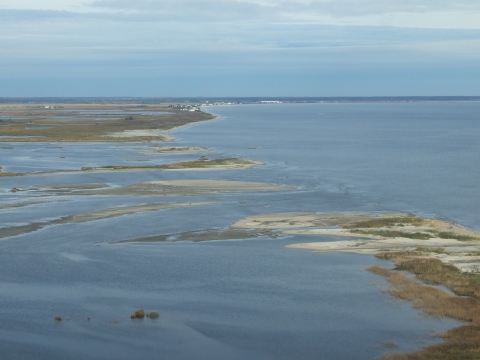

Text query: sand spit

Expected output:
[28,180,290,197]
[147,180,290,191]
[146,146,208,155]
[231,212,480,273]
[160,158,264,171]
[108,145,208,155]
[0,201,215,239]
[0,200,71,211]
[2,158,263,177]
[36,183,109,193]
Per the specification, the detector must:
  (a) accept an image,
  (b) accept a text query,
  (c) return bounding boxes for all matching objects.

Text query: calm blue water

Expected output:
[179,103,480,229]
[1,102,479,359]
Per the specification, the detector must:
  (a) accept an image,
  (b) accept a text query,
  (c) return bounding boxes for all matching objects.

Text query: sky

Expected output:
[1,0,480,96]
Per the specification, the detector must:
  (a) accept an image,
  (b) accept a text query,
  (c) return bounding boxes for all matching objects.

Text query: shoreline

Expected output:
[2,102,476,358]
[0,104,216,143]
[230,211,480,358]
[165,113,223,134]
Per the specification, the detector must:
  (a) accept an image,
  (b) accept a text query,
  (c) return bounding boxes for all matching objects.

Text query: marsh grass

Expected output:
[348,228,479,242]
[350,229,432,240]
[466,252,480,257]
[414,245,447,254]
[0,107,214,142]
[375,252,480,297]
[369,252,480,359]
[435,232,479,241]
[343,216,424,229]
[0,171,21,177]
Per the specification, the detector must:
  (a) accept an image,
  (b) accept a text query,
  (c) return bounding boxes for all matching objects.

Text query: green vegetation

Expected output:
[436,231,479,241]
[376,252,480,297]
[414,245,447,254]
[466,252,480,257]
[350,229,432,240]
[343,215,424,229]
[346,223,479,242]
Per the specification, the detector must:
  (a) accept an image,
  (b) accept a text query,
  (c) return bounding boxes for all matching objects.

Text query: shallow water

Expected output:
[1,102,478,359]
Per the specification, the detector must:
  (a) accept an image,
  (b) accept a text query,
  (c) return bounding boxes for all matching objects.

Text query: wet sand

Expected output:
[0,201,215,239]
[24,179,291,197]
[2,158,263,177]
[0,200,71,210]
[114,228,276,244]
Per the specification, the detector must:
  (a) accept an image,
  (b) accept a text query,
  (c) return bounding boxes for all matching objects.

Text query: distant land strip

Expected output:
[1,96,480,104]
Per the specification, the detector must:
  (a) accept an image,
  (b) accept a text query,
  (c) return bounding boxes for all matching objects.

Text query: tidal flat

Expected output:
[2,102,480,359]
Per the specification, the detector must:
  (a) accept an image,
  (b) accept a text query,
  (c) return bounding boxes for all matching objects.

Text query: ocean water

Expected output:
[1,102,479,359]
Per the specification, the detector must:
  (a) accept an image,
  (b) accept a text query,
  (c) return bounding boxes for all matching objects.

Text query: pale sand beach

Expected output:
[286,238,480,273]
[161,159,264,171]
[103,129,175,141]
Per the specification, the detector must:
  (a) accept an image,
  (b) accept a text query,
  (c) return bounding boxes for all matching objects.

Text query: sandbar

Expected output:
[147,180,291,191]
[1,158,263,177]
[0,201,215,239]
[147,146,208,155]
[103,129,174,141]
[113,227,276,244]
[25,180,291,197]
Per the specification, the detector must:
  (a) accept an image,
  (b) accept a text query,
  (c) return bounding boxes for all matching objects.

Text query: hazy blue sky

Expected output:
[1,0,480,96]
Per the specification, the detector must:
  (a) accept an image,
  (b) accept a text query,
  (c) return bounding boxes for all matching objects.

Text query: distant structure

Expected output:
[260,101,282,104]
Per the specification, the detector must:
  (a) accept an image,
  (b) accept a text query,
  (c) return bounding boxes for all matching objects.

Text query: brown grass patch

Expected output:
[374,252,480,297]
[0,105,214,142]
[368,252,480,359]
